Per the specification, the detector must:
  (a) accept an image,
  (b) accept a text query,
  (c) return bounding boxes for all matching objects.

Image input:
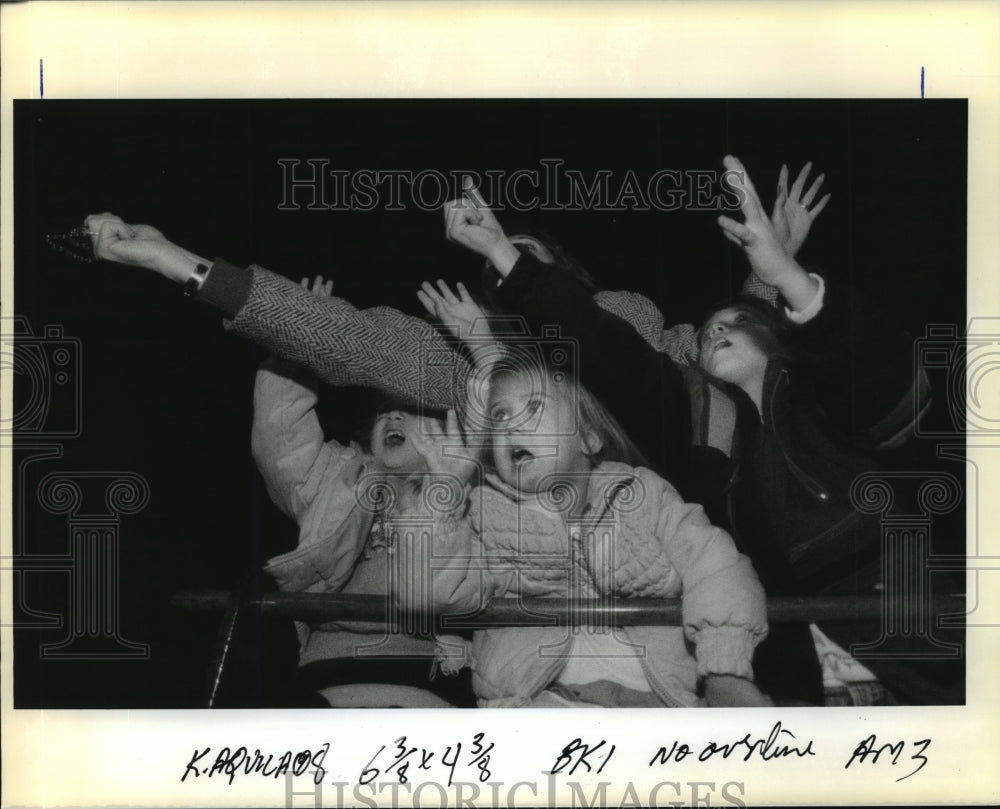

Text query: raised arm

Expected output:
[714,162,924,445]
[251,277,354,523]
[741,161,830,305]
[85,213,469,411]
[440,190,693,491]
[717,156,821,312]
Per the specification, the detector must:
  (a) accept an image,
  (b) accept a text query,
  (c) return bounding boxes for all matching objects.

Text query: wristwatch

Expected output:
[182,263,210,297]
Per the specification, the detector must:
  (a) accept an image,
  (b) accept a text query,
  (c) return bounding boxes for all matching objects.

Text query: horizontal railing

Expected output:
[171,590,966,626]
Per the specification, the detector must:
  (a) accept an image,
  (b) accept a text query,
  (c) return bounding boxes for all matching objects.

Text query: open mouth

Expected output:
[713,337,732,353]
[510,447,534,465]
[384,428,406,448]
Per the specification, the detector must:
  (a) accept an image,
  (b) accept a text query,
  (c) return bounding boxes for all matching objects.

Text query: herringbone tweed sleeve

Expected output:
[226,266,471,411]
[740,270,780,306]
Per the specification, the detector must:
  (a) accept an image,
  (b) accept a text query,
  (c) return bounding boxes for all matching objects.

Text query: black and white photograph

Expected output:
[2,3,998,808]
[12,96,970,713]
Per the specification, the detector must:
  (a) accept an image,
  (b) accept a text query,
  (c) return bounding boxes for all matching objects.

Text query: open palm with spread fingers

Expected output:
[417,280,487,343]
[718,155,820,312]
[771,162,831,258]
[408,411,478,484]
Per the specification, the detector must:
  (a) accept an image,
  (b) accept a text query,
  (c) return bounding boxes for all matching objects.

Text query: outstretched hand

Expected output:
[717,156,818,310]
[417,279,487,341]
[771,162,830,257]
[84,212,207,284]
[300,275,335,298]
[408,410,479,484]
[443,179,522,276]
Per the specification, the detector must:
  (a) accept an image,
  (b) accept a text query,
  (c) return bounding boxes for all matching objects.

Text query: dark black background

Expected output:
[12,99,967,707]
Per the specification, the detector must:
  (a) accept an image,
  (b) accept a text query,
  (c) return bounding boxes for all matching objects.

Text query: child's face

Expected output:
[488,371,594,494]
[369,410,428,473]
[698,307,770,387]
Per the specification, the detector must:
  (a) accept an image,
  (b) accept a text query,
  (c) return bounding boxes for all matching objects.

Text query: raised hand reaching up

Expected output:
[417,280,487,343]
[443,179,522,276]
[407,411,479,500]
[300,275,335,298]
[771,162,830,258]
[417,278,502,431]
[718,155,820,312]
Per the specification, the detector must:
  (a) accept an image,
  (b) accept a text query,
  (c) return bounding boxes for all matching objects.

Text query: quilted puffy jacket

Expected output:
[393,462,768,707]
[252,358,436,665]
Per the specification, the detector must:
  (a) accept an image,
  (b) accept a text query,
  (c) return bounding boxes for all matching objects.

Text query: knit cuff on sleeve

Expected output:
[784,273,826,323]
[196,258,255,319]
[694,626,758,679]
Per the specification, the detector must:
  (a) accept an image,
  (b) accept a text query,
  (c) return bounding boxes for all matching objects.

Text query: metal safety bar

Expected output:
[170,589,966,707]
[171,590,966,626]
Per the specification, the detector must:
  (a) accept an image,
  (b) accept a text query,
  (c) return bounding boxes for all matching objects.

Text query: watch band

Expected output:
[183,263,210,297]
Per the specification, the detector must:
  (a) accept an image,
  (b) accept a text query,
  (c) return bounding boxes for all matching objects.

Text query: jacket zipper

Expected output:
[769,369,832,503]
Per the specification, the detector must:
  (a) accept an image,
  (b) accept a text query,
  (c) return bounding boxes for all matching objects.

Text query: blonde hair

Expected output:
[488,354,647,469]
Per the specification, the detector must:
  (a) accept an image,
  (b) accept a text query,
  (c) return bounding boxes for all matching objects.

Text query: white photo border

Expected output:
[2,2,998,807]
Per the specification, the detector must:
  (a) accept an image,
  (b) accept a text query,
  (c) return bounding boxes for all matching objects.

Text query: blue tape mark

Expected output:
[920,66,924,99]
[40,59,44,98]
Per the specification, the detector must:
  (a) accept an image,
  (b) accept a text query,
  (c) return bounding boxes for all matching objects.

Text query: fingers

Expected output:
[92,219,136,257]
[800,173,826,208]
[461,182,502,228]
[419,280,468,313]
[84,212,125,234]
[462,175,485,204]
[717,215,754,245]
[721,229,743,247]
[788,161,813,202]
[810,192,831,220]
[445,189,484,223]
[722,155,764,220]
[443,197,484,241]
[407,427,435,461]
[445,409,466,443]
[416,289,437,317]
[770,164,789,229]
[435,279,460,305]
[419,281,446,311]
[131,223,166,241]
[418,415,445,439]
[302,276,334,296]
[771,164,789,221]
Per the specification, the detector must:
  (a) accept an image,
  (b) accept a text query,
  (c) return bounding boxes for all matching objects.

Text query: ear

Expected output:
[580,428,603,459]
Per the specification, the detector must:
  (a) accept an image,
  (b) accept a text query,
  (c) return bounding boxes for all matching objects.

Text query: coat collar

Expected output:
[483,461,637,519]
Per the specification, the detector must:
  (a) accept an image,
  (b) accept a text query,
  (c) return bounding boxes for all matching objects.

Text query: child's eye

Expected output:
[489,407,509,423]
[734,313,748,324]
